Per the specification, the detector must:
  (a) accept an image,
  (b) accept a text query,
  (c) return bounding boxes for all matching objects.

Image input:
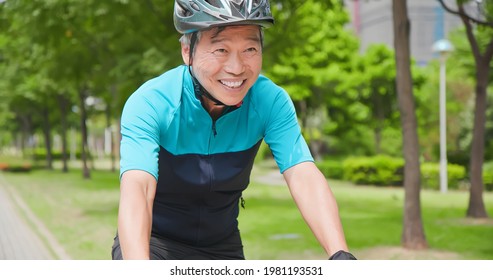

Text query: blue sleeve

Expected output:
[263,88,313,173]
[119,90,163,181]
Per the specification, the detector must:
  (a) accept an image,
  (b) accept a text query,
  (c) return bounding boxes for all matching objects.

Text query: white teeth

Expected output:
[221,80,243,88]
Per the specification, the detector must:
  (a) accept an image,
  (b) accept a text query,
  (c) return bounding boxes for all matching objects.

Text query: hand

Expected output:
[329,250,357,260]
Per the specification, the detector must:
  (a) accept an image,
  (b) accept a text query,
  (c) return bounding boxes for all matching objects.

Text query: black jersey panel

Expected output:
[152,140,262,245]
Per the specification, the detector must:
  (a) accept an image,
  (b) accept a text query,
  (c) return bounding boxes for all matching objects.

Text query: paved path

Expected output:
[0,173,70,260]
[251,165,287,186]
[253,170,286,186]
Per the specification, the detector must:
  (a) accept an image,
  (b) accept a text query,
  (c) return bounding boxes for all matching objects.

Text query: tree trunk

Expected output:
[110,85,116,172]
[41,106,53,170]
[392,0,428,249]
[297,100,319,158]
[105,98,116,173]
[467,63,490,218]
[115,116,122,172]
[459,5,493,218]
[57,94,70,173]
[17,114,31,158]
[78,87,91,179]
[438,0,493,219]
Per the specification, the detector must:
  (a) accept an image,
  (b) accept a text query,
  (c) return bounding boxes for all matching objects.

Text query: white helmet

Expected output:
[174,0,274,34]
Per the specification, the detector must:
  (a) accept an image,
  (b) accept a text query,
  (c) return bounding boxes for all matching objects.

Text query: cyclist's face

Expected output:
[183,25,263,106]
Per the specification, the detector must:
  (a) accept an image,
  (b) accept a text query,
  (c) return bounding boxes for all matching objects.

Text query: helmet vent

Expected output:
[190,2,200,11]
[176,3,193,17]
[252,0,260,6]
[219,14,230,20]
[205,0,222,8]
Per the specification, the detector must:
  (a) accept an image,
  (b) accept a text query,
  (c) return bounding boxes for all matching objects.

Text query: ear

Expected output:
[181,42,191,65]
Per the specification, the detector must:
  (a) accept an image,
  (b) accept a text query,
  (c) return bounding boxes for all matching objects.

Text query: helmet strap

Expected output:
[187,32,227,107]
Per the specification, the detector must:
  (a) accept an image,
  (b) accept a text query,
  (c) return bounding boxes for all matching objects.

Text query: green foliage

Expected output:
[415,61,475,162]
[314,155,490,192]
[0,0,180,157]
[315,159,344,180]
[484,161,493,191]
[264,1,362,158]
[447,150,470,174]
[32,149,81,161]
[265,0,358,100]
[0,156,33,173]
[342,155,404,186]
[0,164,32,173]
[421,162,466,190]
[378,126,403,157]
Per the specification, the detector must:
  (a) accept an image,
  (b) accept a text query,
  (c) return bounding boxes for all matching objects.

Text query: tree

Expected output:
[264,0,360,158]
[415,53,475,164]
[437,0,492,218]
[392,0,428,249]
[361,45,397,154]
[1,0,180,178]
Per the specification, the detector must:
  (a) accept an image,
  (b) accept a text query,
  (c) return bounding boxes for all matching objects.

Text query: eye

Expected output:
[243,47,259,57]
[245,47,258,53]
[213,48,227,54]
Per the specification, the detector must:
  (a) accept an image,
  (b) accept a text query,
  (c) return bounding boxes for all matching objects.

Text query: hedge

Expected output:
[484,161,493,192]
[316,160,344,180]
[32,149,82,161]
[421,162,466,190]
[342,155,404,186]
[316,156,483,191]
[0,162,32,173]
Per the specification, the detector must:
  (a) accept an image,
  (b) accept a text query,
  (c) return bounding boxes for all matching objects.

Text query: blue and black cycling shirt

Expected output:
[120,65,313,246]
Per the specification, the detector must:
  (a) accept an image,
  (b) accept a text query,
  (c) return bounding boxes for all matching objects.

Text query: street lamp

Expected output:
[432,38,454,193]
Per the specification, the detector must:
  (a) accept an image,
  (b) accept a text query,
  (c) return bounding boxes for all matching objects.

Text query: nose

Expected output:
[224,51,246,75]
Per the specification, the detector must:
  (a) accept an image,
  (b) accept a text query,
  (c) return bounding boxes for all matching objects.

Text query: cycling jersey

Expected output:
[120,65,313,246]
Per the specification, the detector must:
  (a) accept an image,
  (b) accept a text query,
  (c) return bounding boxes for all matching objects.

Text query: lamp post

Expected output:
[432,39,454,193]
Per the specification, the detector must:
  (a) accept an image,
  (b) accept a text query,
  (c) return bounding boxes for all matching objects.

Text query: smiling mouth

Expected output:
[220,80,245,89]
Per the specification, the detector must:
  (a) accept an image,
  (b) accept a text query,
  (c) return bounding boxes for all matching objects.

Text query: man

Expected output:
[112,0,356,260]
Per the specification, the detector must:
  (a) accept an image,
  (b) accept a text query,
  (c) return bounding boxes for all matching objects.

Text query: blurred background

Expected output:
[0,0,492,260]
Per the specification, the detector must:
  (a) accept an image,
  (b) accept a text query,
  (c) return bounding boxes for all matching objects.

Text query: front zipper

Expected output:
[212,120,217,137]
[211,107,229,138]
[208,119,216,191]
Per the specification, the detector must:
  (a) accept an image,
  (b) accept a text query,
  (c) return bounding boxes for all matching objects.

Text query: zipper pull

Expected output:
[240,197,246,209]
[212,121,217,137]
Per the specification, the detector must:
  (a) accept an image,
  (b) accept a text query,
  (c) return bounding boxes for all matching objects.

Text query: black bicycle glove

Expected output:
[329,250,357,260]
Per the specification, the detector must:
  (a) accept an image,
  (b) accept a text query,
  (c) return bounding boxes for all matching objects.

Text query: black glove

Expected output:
[329,250,357,260]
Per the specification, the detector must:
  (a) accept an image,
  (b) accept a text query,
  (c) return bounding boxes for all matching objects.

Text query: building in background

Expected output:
[343,0,475,65]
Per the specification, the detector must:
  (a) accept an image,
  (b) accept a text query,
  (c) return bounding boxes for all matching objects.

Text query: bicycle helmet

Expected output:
[174,0,274,34]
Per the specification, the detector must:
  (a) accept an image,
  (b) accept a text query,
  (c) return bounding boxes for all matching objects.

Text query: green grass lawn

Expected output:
[329,180,493,259]
[2,169,120,260]
[1,166,492,260]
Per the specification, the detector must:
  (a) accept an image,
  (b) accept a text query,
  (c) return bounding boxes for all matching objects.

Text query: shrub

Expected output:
[5,164,32,173]
[0,162,32,173]
[0,155,33,173]
[316,160,344,180]
[484,161,493,192]
[342,155,404,186]
[0,162,8,170]
[320,155,474,191]
[448,150,470,172]
[32,149,82,161]
[421,162,466,190]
